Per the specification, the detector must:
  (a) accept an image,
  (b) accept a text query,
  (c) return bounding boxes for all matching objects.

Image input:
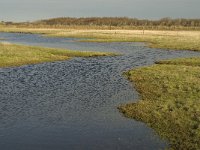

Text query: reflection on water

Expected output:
[0,32,200,150]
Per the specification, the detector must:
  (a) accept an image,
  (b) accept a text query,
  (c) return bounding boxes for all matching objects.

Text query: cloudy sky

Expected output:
[0,0,200,21]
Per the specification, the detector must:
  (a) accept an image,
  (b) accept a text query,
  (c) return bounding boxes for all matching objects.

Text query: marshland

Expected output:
[0,17,200,150]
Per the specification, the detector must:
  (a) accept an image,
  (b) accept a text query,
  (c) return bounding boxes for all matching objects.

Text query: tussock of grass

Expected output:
[0,43,115,68]
[119,57,200,149]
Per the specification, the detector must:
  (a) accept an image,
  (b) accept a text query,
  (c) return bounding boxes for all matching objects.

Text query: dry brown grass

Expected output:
[1,27,200,51]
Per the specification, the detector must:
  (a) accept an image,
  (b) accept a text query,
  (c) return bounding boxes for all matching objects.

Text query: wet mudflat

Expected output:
[0,32,200,150]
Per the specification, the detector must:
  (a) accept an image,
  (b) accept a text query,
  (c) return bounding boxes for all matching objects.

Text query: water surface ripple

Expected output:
[0,32,200,150]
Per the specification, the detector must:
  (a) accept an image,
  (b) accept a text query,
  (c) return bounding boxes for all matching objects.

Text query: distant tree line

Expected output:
[2,17,200,30]
[33,17,200,27]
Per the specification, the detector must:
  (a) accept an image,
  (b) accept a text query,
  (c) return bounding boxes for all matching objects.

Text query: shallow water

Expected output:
[0,32,200,150]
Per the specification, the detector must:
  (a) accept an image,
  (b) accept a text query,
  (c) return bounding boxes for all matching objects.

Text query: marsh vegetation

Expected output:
[0,27,200,52]
[0,42,115,68]
[1,19,200,149]
[119,57,200,149]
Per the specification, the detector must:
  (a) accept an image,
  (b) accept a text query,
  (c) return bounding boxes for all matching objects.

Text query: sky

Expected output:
[0,0,200,22]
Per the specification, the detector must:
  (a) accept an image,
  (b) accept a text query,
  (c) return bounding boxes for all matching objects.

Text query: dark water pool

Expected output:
[0,32,200,150]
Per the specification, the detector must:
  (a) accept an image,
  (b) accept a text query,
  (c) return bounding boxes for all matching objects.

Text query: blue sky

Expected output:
[0,0,200,21]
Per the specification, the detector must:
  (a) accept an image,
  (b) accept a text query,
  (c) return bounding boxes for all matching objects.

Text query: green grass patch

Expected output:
[118,57,200,149]
[0,42,116,68]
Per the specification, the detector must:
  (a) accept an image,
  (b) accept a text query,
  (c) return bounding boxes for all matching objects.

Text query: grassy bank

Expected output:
[0,27,200,51]
[0,42,115,68]
[118,57,200,149]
